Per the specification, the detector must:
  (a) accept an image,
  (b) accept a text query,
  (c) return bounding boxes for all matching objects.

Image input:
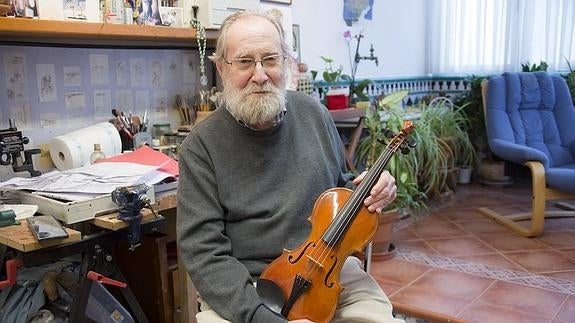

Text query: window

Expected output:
[427,0,575,75]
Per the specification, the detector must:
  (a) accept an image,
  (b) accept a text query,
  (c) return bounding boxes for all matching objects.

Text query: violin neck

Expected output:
[321,142,400,246]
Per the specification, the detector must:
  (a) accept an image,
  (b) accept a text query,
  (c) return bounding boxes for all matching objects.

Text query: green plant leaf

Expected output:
[378,90,409,109]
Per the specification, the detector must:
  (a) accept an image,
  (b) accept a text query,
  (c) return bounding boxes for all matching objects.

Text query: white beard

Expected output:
[221,77,287,128]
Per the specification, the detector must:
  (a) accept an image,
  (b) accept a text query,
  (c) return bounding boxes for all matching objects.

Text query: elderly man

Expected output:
[177,10,403,323]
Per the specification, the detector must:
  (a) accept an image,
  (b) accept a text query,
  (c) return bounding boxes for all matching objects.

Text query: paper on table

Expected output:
[0,162,173,195]
[98,145,179,177]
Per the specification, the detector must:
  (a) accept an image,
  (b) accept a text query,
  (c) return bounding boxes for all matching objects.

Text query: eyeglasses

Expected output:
[224,54,286,71]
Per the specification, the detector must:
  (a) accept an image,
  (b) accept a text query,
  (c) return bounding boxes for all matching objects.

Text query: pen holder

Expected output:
[194,111,213,126]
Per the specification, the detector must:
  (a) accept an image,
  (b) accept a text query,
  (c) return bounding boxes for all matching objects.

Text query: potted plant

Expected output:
[356,91,427,257]
[311,56,349,110]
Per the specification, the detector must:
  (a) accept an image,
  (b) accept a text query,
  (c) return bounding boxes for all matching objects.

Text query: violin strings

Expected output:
[301,136,404,281]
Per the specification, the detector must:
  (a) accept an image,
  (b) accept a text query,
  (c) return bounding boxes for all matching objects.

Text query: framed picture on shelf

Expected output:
[292,24,301,63]
[261,0,292,4]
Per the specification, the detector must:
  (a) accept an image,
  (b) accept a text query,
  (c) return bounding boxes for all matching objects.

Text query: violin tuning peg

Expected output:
[407,138,417,148]
[401,147,410,155]
[384,129,395,138]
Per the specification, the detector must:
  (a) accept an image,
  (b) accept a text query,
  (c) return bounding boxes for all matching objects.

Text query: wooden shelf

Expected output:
[0,17,219,48]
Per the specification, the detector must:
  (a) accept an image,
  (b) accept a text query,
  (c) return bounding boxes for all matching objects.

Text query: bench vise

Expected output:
[111,184,152,250]
[0,119,41,177]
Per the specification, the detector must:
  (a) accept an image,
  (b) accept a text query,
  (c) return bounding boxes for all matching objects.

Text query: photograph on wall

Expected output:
[136,0,161,25]
[292,24,301,63]
[159,6,183,27]
[10,0,38,17]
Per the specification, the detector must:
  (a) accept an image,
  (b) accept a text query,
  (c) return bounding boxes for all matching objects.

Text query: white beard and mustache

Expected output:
[221,76,287,128]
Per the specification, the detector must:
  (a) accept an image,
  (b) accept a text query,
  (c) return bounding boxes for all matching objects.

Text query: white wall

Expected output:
[291,0,427,79]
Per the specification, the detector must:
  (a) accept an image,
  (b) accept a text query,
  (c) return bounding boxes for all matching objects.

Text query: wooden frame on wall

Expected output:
[261,0,292,5]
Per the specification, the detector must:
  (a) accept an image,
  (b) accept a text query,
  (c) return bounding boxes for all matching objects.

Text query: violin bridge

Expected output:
[305,255,324,268]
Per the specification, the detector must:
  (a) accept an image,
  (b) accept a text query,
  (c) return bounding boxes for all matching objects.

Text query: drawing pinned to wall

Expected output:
[167,55,179,73]
[94,89,112,117]
[182,53,197,85]
[67,114,86,127]
[149,60,165,88]
[153,90,168,117]
[89,54,110,85]
[116,60,129,86]
[3,52,28,102]
[116,89,134,111]
[9,104,31,129]
[130,58,146,87]
[40,113,60,129]
[64,92,86,109]
[63,66,82,87]
[343,0,374,26]
[135,90,150,114]
[36,64,58,102]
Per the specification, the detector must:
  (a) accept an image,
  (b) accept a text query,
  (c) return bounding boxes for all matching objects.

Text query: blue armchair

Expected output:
[479,71,575,237]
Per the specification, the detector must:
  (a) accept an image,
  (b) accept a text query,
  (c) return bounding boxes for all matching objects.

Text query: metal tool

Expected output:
[0,119,41,177]
[111,184,153,250]
[0,209,18,227]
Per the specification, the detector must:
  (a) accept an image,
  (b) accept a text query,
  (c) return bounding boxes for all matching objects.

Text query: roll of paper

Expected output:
[49,122,122,170]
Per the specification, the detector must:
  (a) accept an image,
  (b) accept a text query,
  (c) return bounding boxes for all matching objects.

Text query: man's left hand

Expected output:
[353,170,397,214]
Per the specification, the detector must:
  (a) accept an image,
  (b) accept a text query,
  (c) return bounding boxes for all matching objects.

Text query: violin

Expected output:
[257,120,416,322]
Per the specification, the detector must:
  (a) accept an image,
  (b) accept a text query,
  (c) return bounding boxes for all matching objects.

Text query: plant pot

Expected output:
[478,160,509,182]
[371,209,400,260]
[458,165,473,184]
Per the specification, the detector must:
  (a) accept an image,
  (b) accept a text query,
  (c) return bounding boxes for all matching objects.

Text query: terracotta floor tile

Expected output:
[407,268,494,301]
[476,232,549,251]
[556,295,575,322]
[410,221,469,239]
[543,270,575,282]
[463,194,509,207]
[454,253,525,271]
[538,231,575,249]
[425,237,496,257]
[559,249,575,260]
[485,205,532,216]
[439,208,488,222]
[390,285,470,318]
[390,226,421,241]
[456,219,514,235]
[415,213,450,225]
[503,249,575,273]
[478,280,567,318]
[458,301,552,323]
[370,182,575,322]
[544,217,575,231]
[394,240,438,255]
[370,258,431,285]
[375,278,405,297]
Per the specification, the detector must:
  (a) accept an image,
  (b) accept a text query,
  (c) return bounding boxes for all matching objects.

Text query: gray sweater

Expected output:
[177,91,354,322]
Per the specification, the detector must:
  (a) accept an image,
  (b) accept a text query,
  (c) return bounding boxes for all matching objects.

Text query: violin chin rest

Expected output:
[256,278,286,317]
